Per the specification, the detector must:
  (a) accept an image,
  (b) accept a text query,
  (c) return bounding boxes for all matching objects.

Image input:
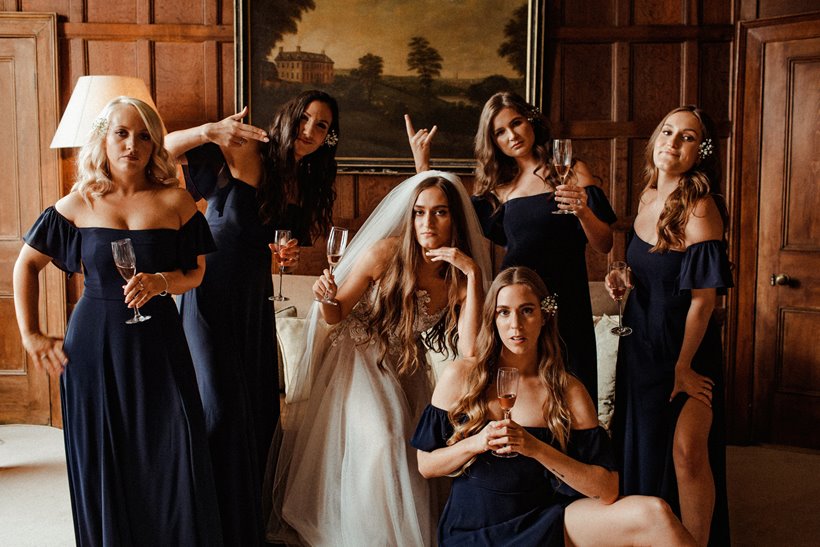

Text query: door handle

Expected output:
[770,273,791,286]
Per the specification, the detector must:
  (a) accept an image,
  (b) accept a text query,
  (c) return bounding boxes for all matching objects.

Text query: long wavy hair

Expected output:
[447,267,571,475]
[642,105,729,252]
[473,92,556,211]
[366,176,474,378]
[259,90,339,241]
[72,96,178,201]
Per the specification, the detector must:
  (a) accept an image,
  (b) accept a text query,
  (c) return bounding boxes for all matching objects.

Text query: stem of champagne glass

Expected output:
[618,300,624,330]
[278,269,284,298]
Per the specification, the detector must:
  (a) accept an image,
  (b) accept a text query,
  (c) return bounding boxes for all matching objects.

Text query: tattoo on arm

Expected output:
[549,467,565,479]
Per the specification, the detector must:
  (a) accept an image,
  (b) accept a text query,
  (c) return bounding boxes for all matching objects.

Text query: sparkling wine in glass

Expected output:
[551,138,574,215]
[111,238,151,324]
[317,227,349,305]
[492,367,520,458]
[607,261,633,337]
[270,230,292,302]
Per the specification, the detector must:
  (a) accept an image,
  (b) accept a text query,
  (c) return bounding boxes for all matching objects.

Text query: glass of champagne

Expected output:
[270,230,292,302]
[317,226,349,305]
[607,261,633,336]
[111,238,151,324]
[492,367,520,458]
[551,138,573,215]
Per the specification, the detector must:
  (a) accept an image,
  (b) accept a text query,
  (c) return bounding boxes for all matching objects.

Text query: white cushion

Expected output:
[594,314,620,430]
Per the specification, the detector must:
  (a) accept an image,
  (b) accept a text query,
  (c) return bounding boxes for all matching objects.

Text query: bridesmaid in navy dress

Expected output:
[412,267,696,546]
[407,92,615,400]
[13,97,221,545]
[164,90,339,545]
[608,106,732,546]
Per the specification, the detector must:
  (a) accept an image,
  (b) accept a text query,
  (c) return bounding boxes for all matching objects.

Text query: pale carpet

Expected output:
[1,424,819,546]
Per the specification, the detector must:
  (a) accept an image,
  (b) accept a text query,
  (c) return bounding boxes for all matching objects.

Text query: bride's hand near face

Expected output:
[405,114,437,173]
[425,247,478,278]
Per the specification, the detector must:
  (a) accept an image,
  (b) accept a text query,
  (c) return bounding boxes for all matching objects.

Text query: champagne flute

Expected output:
[607,261,633,337]
[270,230,291,302]
[551,138,574,215]
[492,367,520,458]
[316,226,349,305]
[111,238,151,324]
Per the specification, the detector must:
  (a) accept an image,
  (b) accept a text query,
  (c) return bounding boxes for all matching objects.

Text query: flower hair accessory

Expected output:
[92,117,109,136]
[324,130,338,147]
[527,106,542,124]
[698,138,713,160]
[540,294,558,317]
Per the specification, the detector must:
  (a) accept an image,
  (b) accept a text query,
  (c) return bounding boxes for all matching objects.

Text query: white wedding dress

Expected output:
[264,171,492,547]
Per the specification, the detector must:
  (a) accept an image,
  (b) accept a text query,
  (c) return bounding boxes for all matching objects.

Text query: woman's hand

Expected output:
[468,421,503,455]
[123,272,166,308]
[22,332,67,376]
[604,267,632,300]
[487,418,541,457]
[670,366,714,407]
[271,239,300,271]
[555,183,589,215]
[425,247,478,278]
[204,106,269,148]
[312,268,337,302]
[405,114,436,173]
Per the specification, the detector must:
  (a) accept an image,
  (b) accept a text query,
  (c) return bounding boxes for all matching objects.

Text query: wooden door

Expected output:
[735,15,820,449]
[0,14,63,425]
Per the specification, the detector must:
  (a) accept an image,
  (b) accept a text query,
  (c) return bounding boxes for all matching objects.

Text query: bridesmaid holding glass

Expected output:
[13,96,221,545]
[607,105,733,545]
[406,91,616,400]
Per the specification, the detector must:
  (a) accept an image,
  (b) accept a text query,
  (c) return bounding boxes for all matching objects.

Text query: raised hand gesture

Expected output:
[405,114,437,173]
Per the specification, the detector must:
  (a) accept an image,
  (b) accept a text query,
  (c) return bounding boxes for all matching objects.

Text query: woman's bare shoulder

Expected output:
[685,195,724,245]
[564,375,599,429]
[53,191,87,222]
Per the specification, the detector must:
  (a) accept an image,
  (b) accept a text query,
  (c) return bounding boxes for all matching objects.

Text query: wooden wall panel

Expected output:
[86,40,140,76]
[561,44,612,121]
[699,41,732,119]
[19,0,69,11]
[154,0,206,24]
[630,43,681,123]
[155,42,208,126]
[562,0,616,26]
[86,0,138,23]
[633,0,683,25]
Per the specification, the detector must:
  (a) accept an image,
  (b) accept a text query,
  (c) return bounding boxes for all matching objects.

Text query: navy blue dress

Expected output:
[24,207,221,546]
[179,143,311,545]
[612,234,732,546]
[412,405,616,546]
[472,188,616,399]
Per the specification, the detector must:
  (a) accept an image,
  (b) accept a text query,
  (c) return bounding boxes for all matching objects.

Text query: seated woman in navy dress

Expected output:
[412,266,696,546]
[13,97,221,545]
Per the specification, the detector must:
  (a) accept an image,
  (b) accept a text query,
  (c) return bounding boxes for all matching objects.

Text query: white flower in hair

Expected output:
[540,294,558,317]
[324,130,339,147]
[698,138,714,159]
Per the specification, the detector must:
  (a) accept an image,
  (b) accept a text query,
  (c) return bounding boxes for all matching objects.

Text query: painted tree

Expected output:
[351,53,384,101]
[407,36,443,92]
[498,3,528,76]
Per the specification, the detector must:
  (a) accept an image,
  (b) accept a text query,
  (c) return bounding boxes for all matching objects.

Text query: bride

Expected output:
[265,171,492,546]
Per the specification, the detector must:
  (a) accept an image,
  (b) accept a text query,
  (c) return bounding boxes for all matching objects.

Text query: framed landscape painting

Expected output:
[236,0,544,171]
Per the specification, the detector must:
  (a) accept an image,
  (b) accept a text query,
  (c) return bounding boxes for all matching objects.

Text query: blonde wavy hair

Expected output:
[72,96,178,202]
[642,105,728,252]
[447,267,572,475]
[365,176,474,378]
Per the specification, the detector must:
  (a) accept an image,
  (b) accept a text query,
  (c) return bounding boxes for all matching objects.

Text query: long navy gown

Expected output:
[24,207,222,546]
[178,143,311,545]
[472,188,616,399]
[412,405,616,546]
[612,233,733,546]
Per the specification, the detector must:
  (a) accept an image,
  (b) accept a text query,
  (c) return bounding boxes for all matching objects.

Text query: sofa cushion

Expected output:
[593,314,620,430]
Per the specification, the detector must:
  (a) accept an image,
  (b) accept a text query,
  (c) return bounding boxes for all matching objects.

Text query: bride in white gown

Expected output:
[265,171,492,546]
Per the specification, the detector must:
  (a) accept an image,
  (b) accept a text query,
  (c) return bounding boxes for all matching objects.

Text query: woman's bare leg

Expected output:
[673,399,714,546]
[564,496,695,546]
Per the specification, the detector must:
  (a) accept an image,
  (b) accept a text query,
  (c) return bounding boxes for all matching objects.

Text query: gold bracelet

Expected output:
[156,272,169,296]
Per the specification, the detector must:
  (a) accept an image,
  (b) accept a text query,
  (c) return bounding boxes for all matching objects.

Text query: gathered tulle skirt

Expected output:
[266,335,438,546]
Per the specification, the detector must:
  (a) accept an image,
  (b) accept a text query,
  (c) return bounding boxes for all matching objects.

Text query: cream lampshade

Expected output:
[50,75,160,149]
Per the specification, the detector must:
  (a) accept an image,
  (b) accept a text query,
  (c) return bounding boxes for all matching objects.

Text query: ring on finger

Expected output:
[576,198,581,205]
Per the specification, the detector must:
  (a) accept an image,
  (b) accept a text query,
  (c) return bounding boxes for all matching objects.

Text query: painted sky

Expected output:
[269,0,526,79]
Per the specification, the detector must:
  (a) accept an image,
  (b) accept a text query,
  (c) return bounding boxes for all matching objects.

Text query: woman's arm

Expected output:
[405,114,436,173]
[669,196,725,406]
[497,378,619,503]
[557,161,613,253]
[312,238,394,325]
[424,248,484,357]
[13,245,68,376]
[416,360,494,478]
[164,107,267,187]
